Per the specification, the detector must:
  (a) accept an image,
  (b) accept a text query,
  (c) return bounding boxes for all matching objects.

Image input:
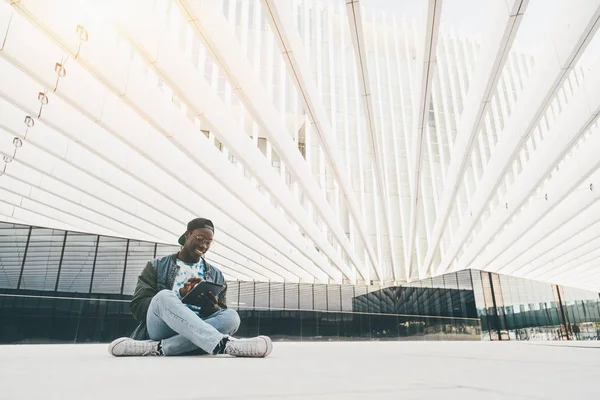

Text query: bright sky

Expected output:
[361,0,556,46]
[360,0,600,66]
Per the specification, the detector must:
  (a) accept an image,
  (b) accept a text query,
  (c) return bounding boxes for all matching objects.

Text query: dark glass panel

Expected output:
[0,223,30,289]
[122,241,155,295]
[284,283,299,310]
[91,236,127,294]
[56,233,96,293]
[299,283,314,310]
[254,281,271,309]
[20,228,64,291]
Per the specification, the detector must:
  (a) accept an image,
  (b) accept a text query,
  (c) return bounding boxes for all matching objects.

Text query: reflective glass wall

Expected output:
[0,290,482,344]
[0,222,481,343]
[2,221,598,343]
[352,271,476,318]
[470,271,600,341]
[0,223,179,294]
[562,286,600,340]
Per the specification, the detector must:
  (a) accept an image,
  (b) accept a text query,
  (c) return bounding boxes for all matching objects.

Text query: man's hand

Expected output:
[179,277,203,298]
[198,291,221,317]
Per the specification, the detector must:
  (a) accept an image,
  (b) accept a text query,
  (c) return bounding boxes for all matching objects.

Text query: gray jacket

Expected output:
[129,253,227,340]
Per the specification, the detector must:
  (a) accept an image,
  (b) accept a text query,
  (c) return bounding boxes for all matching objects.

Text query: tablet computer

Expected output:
[181,281,225,306]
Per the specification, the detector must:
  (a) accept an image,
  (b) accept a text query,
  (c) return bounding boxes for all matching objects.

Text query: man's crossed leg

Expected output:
[109,290,272,358]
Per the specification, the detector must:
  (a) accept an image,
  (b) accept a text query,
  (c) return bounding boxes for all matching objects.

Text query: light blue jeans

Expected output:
[146,289,240,356]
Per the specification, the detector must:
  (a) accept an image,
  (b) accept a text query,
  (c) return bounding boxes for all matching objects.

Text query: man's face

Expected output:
[184,228,214,259]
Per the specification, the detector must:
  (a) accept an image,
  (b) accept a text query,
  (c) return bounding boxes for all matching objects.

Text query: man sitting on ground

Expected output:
[108,218,272,357]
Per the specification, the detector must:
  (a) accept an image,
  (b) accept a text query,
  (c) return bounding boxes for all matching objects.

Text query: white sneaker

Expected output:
[108,337,161,357]
[224,336,273,358]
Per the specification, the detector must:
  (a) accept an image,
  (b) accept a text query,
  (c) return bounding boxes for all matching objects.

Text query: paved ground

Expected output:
[0,341,599,399]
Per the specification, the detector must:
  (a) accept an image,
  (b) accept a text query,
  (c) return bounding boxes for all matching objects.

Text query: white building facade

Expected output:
[0,0,599,291]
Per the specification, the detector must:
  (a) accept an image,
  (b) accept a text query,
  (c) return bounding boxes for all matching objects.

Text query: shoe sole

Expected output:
[108,337,129,357]
[259,336,273,358]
